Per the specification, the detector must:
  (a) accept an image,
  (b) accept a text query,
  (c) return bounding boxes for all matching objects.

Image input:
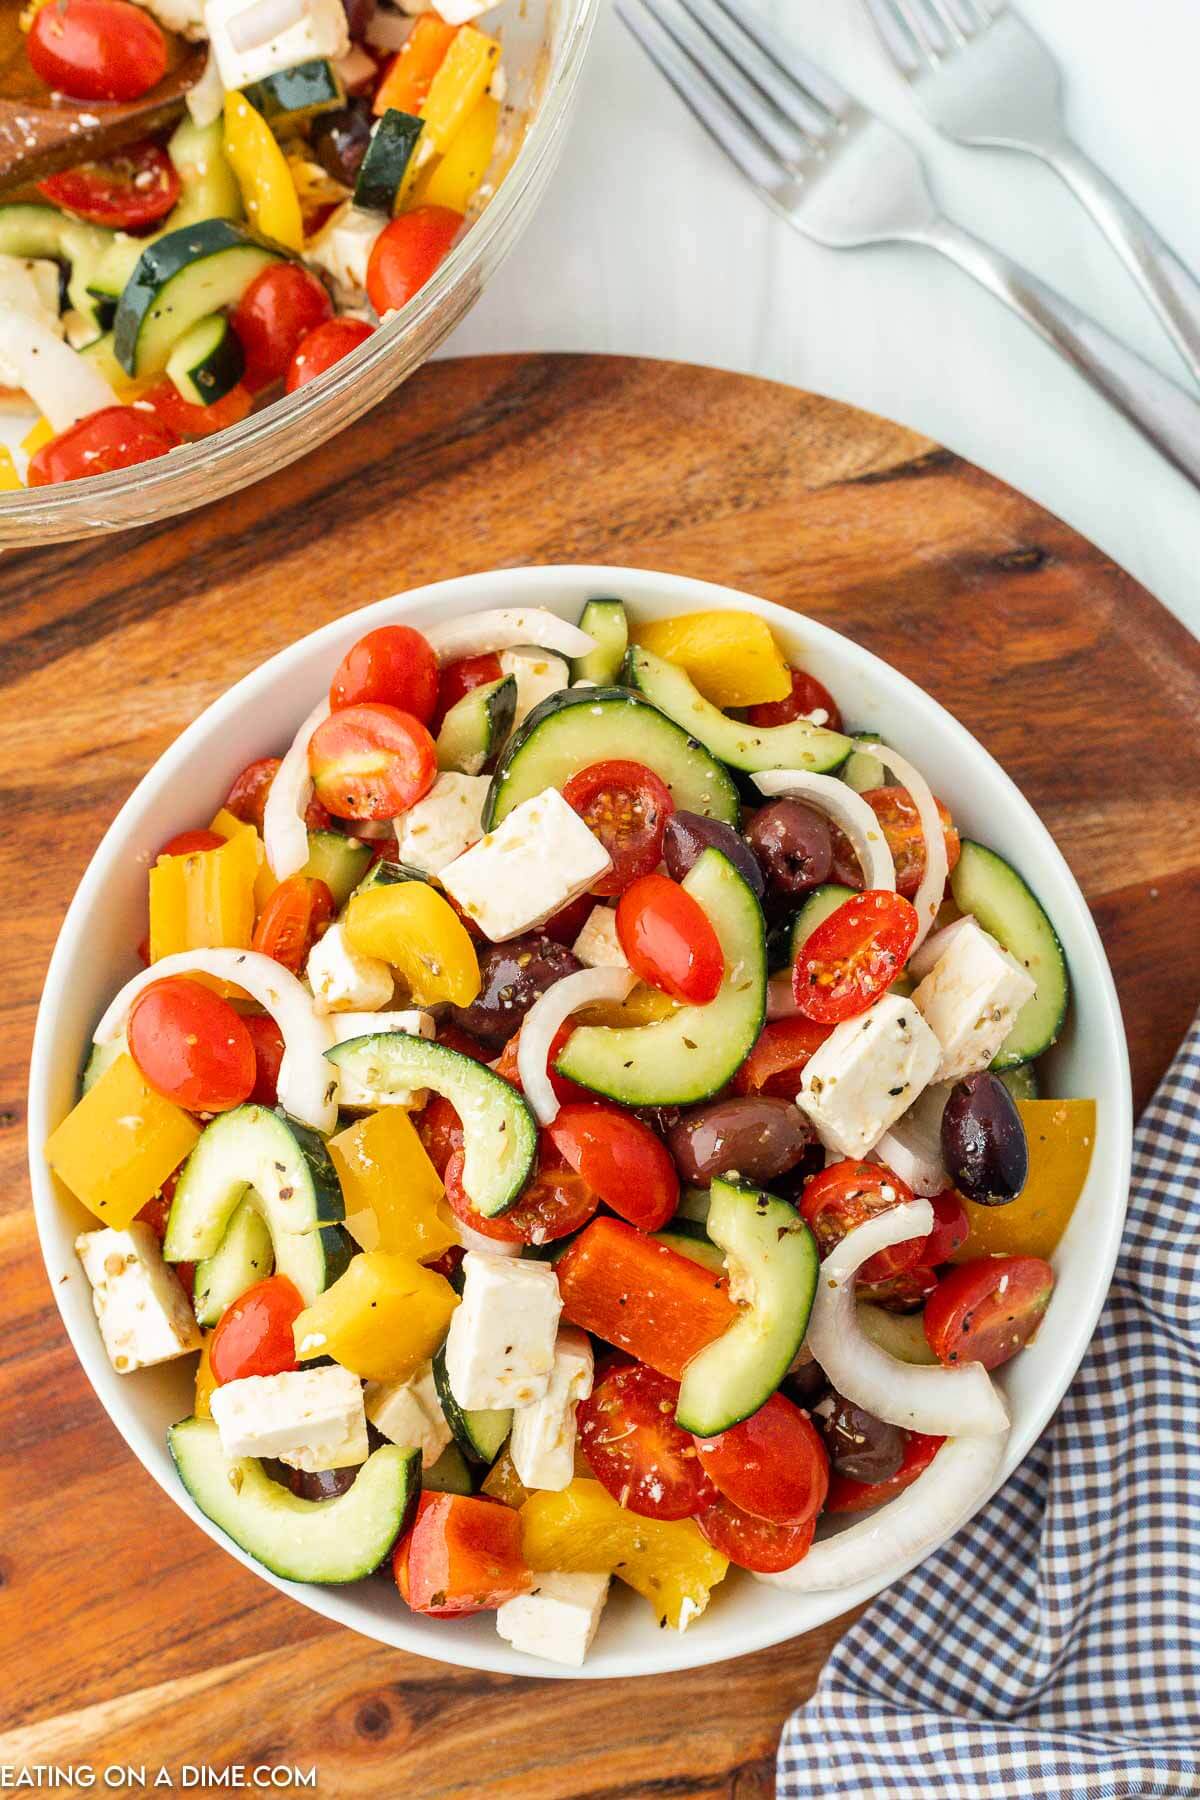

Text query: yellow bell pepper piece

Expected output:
[224,93,304,252]
[45,1053,201,1230]
[414,94,499,213]
[20,416,54,458]
[329,1108,456,1260]
[293,1251,457,1382]
[0,446,21,491]
[520,1479,729,1630]
[343,881,481,1008]
[579,984,680,1028]
[208,805,278,915]
[149,826,258,962]
[420,27,500,153]
[631,612,792,708]
[952,1098,1096,1261]
[194,1333,218,1419]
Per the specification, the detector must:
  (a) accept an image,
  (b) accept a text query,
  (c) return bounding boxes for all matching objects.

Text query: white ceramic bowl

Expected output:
[28,565,1131,1680]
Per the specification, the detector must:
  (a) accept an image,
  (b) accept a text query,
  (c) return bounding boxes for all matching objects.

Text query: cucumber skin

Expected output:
[113,220,284,376]
[433,1348,511,1464]
[572,599,628,686]
[950,840,1069,1067]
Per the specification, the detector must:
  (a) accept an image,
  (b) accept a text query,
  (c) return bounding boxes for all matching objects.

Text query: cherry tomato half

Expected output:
[366,206,462,316]
[418,1092,464,1177]
[244,1013,286,1107]
[924,1256,1055,1371]
[616,873,724,1005]
[748,667,843,733]
[800,1159,922,1285]
[825,1430,944,1514]
[792,890,918,1023]
[443,1140,598,1246]
[692,1392,829,1525]
[433,652,501,734]
[251,874,335,973]
[830,787,961,901]
[28,405,177,487]
[492,1021,591,1107]
[923,1190,970,1265]
[232,264,333,392]
[578,1361,718,1520]
[158,829,225,857]
[285,317,374,393]
[28,0,166,101]
[38,139,179,229]
[209,1275,303,1385]
[224,758,331,835]
[696,1496,816,1573]
[330,624,438,724]
[127,977,256,1112]
[547,1101,678,1233]
[143,379,253,441]
[562,760,675,897]
[308,702,437,821]
[732,1015,832,1098]
[855,1263,939,1312]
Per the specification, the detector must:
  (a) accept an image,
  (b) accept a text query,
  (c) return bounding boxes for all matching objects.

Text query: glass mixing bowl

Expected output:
[0,0,597,547]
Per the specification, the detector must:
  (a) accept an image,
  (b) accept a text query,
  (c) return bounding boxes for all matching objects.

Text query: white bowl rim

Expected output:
[27,563,1132,1681]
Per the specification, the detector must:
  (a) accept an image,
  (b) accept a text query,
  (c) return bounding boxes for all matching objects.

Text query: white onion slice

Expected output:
[518,966,636,1125]
[228,0,308,52]
[867,743,948,950]
[423,608,595,667]
[806,1200,1010,1437]
[185,49,226,128]
[756,1432,1008,1592]
[263,698,330,880]
[0,315,115,431]
[766,970,802,1020]
[906,913,976,982]
[93,950,337,1134]
[753,771,895,892]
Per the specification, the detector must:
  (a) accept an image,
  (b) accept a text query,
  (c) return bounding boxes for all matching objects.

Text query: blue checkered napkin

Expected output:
[779,1017,1200,1799]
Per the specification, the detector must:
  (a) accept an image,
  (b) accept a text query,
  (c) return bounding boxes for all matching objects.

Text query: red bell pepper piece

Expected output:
[394,1493,531,1616]
[556,1216,736,1380]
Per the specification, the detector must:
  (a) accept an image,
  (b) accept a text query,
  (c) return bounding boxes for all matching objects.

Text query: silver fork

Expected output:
[615,0,1200,489]
[864,0,1200,386]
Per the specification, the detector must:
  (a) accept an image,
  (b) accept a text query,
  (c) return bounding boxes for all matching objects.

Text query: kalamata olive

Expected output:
[287,1465,360,1501]
[311,97,374,186]
[450,934,582,1050]
[339,0,376,38]
[940,1072,1029,1205]
[667,1095,814,1188]
[746,800,833,895]
[783,1347,829,1411]
[663,810,764,897]
[817,1394,905,1484]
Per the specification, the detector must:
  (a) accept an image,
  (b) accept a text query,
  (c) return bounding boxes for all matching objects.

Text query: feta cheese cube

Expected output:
[395,772,489,875]
[364,1362,450,1468]
[444,1252,562,1410]
[306,921,393,1014]
[509,1325,593,1492]
[912,920,1037,1082]
[210,1365,369,1472]
[303,202,383,299]
[330,1008,434,1108]
[75,1223,202,1373]
[435,0,497,22]
[141,0,207,36]
[496,1571,610,1667]
[498,649,570,731]
[797,994,940,1159]
[440,788,612,943]
[571,904,628,970]
[205,0,349,92]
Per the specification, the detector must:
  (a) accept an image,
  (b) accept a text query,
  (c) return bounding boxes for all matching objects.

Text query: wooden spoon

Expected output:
[0,1,204,191]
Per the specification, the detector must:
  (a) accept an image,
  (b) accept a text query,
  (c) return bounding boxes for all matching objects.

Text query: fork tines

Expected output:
[866,0,1001,73]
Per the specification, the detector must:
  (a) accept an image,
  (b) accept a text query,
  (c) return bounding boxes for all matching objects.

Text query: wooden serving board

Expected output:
[1,355,1198,1796]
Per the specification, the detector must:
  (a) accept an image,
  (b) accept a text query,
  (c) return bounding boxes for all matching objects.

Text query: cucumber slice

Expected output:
[842,733,886,793]
[302,829,374,907]
[651,1227,725,1273]
[950,841,1068,1067]
[164,1106,349,1305]
[86,119,244,306]
[351,856,432,897]
[555,849,766,1107]
[674,1187,711,1226]
[0,203,114,323]
[244,59,344,126]
[192,1199,274,1326]
[326,1035,537,1217]
[114,220,286,377]
[433,1347,511,1463]
[999,1062,1040,1102]
[624,645,851,775]
[768,882,856,971]
[485,687,740,830]
[422,1440,474,1495]
[436,674,517,776]
[354,108,424,214]
[856,1303,938,1366]
[81,1037,124,1096]
[168,1418,419,1583]
[572,599,628,686]
[166,312,245,405]
[675,1176,819,1436]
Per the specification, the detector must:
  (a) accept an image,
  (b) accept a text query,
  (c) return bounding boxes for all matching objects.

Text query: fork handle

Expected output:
[1042,141,1200,388]
[922,218,1200,490]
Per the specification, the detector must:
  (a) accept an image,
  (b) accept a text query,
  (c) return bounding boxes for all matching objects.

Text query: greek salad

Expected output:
[1,0,509,489]
[46,599,1096,1668]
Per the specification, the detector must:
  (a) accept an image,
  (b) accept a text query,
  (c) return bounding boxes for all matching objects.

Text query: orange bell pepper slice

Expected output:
[395,1492,531,1615]
[556,1215,735,1380]
[374,15,457,116]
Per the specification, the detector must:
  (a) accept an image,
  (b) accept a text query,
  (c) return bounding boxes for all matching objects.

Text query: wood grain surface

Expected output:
[2,353,1198,1797]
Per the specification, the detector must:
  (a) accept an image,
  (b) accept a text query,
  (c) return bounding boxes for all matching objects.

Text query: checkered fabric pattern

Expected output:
[780,1017,1200,1798]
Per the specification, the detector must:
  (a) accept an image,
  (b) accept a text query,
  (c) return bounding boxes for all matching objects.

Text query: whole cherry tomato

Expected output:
[792,890,918,1023]
[433,652,501,733]
[27,406,177,486]
[748,667,843,732]
[830,787,961,900]
[800,1159,923,1285]
[330,624,438,724]
[244,1014,286,1107]
[224,757,330,835]
[158,829,225,857]
[578,1361,718,1520]
[697,1496,817,1572]
[442,1140,598,1246]
[28,0,166,101]
[232,264,333,392]
[692,1392,829,1524]
[492,1021,591,1106]
[616,873,724,1004]
[732,1016,832,1098]
[143,379,253,441]
[562,761,675,897]
[127,977,255,1112]
[251,874,335,972]
[547,1101,678,1233]
[924,1256,1054,1371]
[209,1275,304,1384]
[308,702,437,820]
[285,317,374,392]
[366,206,462,315]
[38,139,178,227]
[825,1430,944,1513]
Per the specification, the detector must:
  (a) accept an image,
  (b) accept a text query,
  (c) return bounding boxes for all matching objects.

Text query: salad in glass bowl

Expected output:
[42,596,1097,1670]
